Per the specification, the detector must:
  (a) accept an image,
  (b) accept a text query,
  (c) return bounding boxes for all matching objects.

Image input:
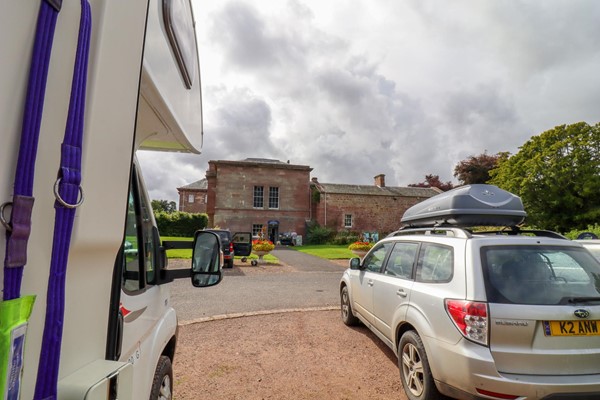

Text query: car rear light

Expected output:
[445,299,488,346]
[475,388,520,399]
[229,242,234,253]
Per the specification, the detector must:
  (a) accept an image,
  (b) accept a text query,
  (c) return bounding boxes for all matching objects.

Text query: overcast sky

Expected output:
[138,0,600,203]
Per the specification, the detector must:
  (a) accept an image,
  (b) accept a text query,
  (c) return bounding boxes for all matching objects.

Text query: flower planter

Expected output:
[252,250,271,264]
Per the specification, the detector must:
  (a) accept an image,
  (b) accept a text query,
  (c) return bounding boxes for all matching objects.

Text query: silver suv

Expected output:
[340,185,600,400]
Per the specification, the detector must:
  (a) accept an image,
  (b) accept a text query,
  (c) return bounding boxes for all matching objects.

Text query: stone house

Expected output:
[176,159,440,241]
[205,158,313,242]
[310,174,440,236]
[177,178,208,213]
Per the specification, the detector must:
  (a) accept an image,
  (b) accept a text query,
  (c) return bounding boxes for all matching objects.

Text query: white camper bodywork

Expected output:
[1,0,206,398]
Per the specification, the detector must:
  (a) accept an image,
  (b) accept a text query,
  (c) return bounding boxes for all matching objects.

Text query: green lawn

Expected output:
[293,244,354,259]
[162,236,279,263]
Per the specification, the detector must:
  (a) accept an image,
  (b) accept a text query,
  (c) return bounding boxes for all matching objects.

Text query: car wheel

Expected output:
[398,331,443,400]
[150,355,173,400]
[226,259,234,268]
[340,285,359,326]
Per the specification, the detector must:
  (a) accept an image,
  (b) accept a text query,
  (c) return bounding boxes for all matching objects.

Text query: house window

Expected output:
[344,214,352,228]
[253,186,264,208]
[252,224,264,238]
[269,187,279,209]
[188,194,194,203]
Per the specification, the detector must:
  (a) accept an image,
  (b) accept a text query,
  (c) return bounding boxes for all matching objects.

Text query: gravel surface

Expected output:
[174,310,407,400]
[171,251,409,399]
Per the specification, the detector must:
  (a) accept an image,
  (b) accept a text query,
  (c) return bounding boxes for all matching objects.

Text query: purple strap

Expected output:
[33,2,91,398]
[3,0,59,301]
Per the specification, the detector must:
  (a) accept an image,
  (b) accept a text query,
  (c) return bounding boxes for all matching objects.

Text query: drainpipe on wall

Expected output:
[324,192,327,226]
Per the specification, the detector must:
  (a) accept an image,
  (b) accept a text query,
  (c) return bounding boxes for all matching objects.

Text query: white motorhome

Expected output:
[1,1,245,399]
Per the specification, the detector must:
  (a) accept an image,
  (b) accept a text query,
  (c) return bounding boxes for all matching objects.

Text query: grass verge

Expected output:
[293,244,354,259]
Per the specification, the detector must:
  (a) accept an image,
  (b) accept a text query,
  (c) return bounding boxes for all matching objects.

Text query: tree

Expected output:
[408,174,454,191]
[490,122,600,232]
[453,151,506,185]
[151,199,177,213]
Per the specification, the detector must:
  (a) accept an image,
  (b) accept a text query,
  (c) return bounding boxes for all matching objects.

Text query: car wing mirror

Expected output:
[349,257,362,270]
[191,230,223,287]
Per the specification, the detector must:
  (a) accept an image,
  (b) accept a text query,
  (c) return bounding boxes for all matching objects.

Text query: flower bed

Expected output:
[347,241,373,252]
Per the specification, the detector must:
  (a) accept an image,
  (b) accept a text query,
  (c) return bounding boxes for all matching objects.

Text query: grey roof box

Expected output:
[401,184,526,228]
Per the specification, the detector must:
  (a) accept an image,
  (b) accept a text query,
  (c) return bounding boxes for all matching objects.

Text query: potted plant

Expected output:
[348,241,373,257]
[252,239,275,264]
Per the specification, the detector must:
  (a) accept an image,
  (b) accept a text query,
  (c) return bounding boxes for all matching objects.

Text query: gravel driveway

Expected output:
[170,249,408,399]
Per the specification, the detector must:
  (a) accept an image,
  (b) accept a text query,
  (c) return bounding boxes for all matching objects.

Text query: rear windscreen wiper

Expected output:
[561,297,600,304]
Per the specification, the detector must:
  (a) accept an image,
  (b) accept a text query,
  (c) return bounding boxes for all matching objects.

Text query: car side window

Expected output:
[416,243,453,283]
[384,242,419,279]
[363,242,394,273]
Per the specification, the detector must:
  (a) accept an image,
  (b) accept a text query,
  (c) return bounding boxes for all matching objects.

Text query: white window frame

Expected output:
[268,187,279,209]
[344,214,352,228]
[253,186,264,208]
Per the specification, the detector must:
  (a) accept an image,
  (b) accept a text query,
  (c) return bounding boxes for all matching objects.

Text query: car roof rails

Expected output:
[474,228,567,240]
[387,226,568,240]
[387,227,473,239]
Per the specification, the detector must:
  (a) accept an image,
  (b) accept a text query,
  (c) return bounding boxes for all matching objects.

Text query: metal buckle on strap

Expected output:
[0,201,12,231]
[45,0,62,12]
[53,178,84,209]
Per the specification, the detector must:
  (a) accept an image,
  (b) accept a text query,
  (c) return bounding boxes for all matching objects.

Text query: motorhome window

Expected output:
[363,242,394,273]
[253,186,264,208]
[416,243,453,283]
[138,174,157,285]
[123,189,142,292]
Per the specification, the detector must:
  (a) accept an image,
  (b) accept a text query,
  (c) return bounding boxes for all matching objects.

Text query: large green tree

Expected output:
[490,122,600,232]
[151,199,177,213]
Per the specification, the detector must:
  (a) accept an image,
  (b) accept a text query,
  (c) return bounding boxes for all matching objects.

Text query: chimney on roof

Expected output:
[374,174,385,188]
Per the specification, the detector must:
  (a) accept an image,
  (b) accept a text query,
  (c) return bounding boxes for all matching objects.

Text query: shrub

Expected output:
[306,221,334,244]
[155,211,208,237]
[563,224,600,240]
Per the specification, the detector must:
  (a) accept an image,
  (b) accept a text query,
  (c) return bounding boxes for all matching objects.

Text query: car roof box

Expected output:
[401,184,526,228]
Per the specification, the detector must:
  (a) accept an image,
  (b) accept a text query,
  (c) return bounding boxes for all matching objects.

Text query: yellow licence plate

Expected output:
[543,320,600,336]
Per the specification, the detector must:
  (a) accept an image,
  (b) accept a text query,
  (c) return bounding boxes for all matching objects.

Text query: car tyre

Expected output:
[150,355,173,400]
[340,285,359,326]
[226,258,234,268]
[398,331,443,400]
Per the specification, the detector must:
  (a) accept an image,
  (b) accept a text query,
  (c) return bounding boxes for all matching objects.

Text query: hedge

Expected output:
[154,211,208,237]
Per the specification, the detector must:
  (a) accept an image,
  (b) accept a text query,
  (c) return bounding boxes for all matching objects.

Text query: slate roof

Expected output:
[178,178,207,190]
[313,182,440,198]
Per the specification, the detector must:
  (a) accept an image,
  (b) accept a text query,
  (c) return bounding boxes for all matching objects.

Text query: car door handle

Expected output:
[367,280,374,287]
[396,289,407,297]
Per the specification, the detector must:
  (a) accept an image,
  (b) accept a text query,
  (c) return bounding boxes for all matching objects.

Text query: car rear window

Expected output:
[482,245,600,305]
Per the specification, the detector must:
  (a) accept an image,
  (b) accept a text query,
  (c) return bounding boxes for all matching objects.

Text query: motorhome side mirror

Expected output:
[191,231,223,287]
[349,258,361,270]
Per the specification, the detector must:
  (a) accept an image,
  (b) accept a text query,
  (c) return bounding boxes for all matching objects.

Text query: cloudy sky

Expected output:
[138,0,600,203]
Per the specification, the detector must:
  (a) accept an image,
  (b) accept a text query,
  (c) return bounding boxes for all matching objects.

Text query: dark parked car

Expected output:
[278,231,297,246]
[203,229,252,268]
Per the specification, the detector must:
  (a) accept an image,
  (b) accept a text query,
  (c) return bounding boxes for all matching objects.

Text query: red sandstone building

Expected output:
[310,174,440,237]
[177,158,439,240]
[205,158,312,242]
[176,178,208,213]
